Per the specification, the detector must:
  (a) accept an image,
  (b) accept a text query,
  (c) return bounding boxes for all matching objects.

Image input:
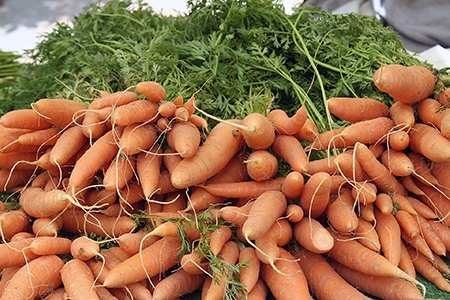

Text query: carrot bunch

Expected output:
[0,65,450,300]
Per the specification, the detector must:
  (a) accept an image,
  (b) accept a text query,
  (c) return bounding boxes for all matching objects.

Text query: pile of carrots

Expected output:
[0,63,450,300]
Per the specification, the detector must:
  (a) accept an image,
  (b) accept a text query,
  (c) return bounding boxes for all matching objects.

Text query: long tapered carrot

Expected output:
[374,207,402,266]
[49,125,87,167]
[103,235,182,288]
[238,247,261,295]
[61,258,101,300]
[171,121,245,189]
[327,97,389,123]
[354,142,407,195]
[293,248,372,300]
[395,210,420,239]
[16,127,61,147]
[102,153,136,191]
[337,116,395,146]
[354,217,381,252]
[204,177,285,200]
[0,109,53,130]
[135,80,166,102]
[89,90,138,110]
[298,171,332,219]
[373,64,436,103]
[1,254,64,300]
[31,98,87,128]
[136,144,162,198]
[416,213,447,256]
[0,238,39,269]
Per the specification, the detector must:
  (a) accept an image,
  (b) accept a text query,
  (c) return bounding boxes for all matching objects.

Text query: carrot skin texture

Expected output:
[294,217,334,254]
[271,134,309,173]
[61,258,101,300]
[238,247,261,294]
[293,248,372,300]
[0,254,64,300]
[389,101,415,130]
[32,98,87,128]
[103,235,182,288]
[240,112,276,150]
[245,150,279,181]
[135,81,166,102]
[204,177,284,199]
[152,269,205,300]
[267,106,307,135]
[171,121,244,189]
[327,188,359,233]
[0,208,30,240]
[110,100,159,126]
[0,109,53,130]
[166,121,201,158]
[408,123,450,163]
[374,207,402,266]
[29,236,72,255]
[298,172,332,219]
[327,97,389,123]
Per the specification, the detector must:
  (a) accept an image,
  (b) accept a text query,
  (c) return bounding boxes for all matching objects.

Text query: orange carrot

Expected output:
[166,121,201,158]
[244,150,279,182]
[241,190,287,241]
[306,127,346,150]
[242,279,268,300]
[239,112,276,150]
[209,225,233,256]
[298,171,332,219]
[398,240,417,278]
[261,247,312,300]
[374,207,402,266]
[294,217,334,254]
[271,134,308,173]
[354,142,407,195]
[15,126,61,148]
[374,192,394,215]
[180,249,210,275]
[103,235,181,287]
[395,210,420,239]
[354,217,381,252]
[174,106,190,122]
[327,188,359,233]
[380,148,414,177]
[61,258,101,299]
[80,110,109,140]
[284,203,304,223]
[407,246,450,292]
[102,153,136,191]
[0,208,30,241]
[218,201,255,227]
[162,147,182,174]
[327,97,389,123]
[254,219,292,267]
[417,97,444,128]
[389,101,415,130]
[170,121,244,189]
[351,181,377,205]
[157,100,177,118]
[0,109,53,130]
[333,152,367,182]
[0,266,20,297]
[204,177,284,200]
[416,213,447,256]
[267,106,307,135]
[118,123,158,156]
[407,152,439,186]
[293,248,372,300]
[402,230,435,261]
[281,171,304,200]
[0,238,39,269]
[110,99,159,126]
[238,247,261,295]
[19,187,70,218]
[183,96,196,116]
[188,114,209,130]
[426,219,450,252]
[32,216,63,237]
[387,129,410,151]
[71,235,102,261]
[29,236,72,255]
[359,202,375,223]
[31,98,86,128]
[392,193,417,216]
[406,196,437,219]
[1,254,64,300]
[68,127,123,194]
[328,229,421,287]
[89,90,138,110]
[152,269,205,300]
[117,229,159,256]
[329,259,423,300]
[49,125,87,167]
[294,117,319,142]
[136,144,162,198]
[135,81,166,102]
[408,123,450,163]
[373,64,435,103]
[338,116,395,146]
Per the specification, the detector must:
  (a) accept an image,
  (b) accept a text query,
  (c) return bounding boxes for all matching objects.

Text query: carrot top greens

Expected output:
[1,0,426,131]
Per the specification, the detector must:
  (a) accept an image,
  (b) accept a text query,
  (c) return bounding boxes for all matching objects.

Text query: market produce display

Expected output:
[1,0,450,299]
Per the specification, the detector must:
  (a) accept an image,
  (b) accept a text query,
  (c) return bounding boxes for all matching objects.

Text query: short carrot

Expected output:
[136,144,163,198]
[293,217,334,254]
[29,236,72,255]
[244,150,279,182]
[374,192,394,215]
[380,148,414,177]
[19,187,70,218]
[135,80,166,102]
[408,123,450,163]
[118,123,158,156]
[0,208,30,241]
[417,97,444,128]
[327,187,359,233]
[209,225,233,256]
[71,235,102,261]
[281,171,304,200]
[110,99,159,126]
[16,126,61,147]
[298,171,332,219]
[387,129,410,151]
[294,117,319,142]
[166,121,201,158]
[152,269,205,300]
[49,125,87,166]
[389,101,415,130]
[271,134,309,173]
[351,181,377,205]
[0,238,39,269]
[284,203,304,223]
[239,112,276,150]
[267,106,307,135]
[0,109,53,130]
[61,258,101,300]
[337,116,395,146]
[354,217,381,252]
[395,210,420,239]
[88,90,138,110]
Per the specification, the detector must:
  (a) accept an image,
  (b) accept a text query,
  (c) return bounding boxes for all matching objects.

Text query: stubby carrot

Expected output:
[29,236,72,256]
[31,98,87,128]
[135,80,166,102]
[271,134,309,173]
[389,101,415,130]
[19,187,71,218]
[244,150,279,182]
[0,208,30,241]
[408,123,450,163]
[327,187,359,233]
[293,217,334,254]
[267,106,307,135]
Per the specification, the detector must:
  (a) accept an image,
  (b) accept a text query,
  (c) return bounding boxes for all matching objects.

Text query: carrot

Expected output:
[407,246,450,292]
[293,248,372,300]
[110,100,159,126]
[0,168,33,191]
[174,106,190,122]
[439,108,450,139]
[271,134,308,173]
[254,218,293,268]
[188,114,209,130]
[238,247,260,295]
[389,101,415,130]
[373,64,436,103]
[328,229,421,287]
[209,225,233,256]
[61,258,101,300]
[329,259,423,300]
[180,249,210,275]
[0,266,20,297]
[70,235,102,261]
[407,196,438,219]
[0,208,30,241]
[244,150,279,182]
[284,203,304,223]
[241,190,287,241]
[401,175,425,196]
[402,230,435,261]
[29,236,72,255]
[9,231,34,241]
[333,152,367,182]
[374,207,402,266]
[166,121,201,158]
[0,151,44,171]
[294,117,319,142]
[158,100,177,118]
[171,121,244,189]
[408,123,450,163]
[426,219,450,252]
[387,129,410,151]
[374,192,394,215]
[327,188,359,233]
[354,217,381,252]
[135,80,166,102]
[306,127,346,150]
[241,278,268,300]
[392,193,417,216]
[102,153,135,192]
[80,110,109,141]
[218,201,255,227]
[380,148,414,177]
[417,98,444,128]
[48,125,87,167]
[327,97,389,123]
[354,142,407,195]
[1,254,64,300]
[204,177,284,200]
[88,90,138,110]
[19,187,70,218]
[152,269,205,300]
[118,123,158,156]
[16,126,61,147]
[261,247,313,300]
[416,214,447,256]
[68,127,123,194]
[351,181,377,205]
[337,116,395,146]
[0,109,53,130]
[103,235,181,287]
[0,126,37,153]
[267,106,307,135]
[62,208,136,238]
[31,98,86,128]
[117,230,159,256]
[281,171,304,200]
[293,217,334,254]
[395,209,420,239]
[406,152,439,186]
[238,112,276,150]
[298,171,332,219]
[0,238,39,269]
[136,145,162,198]
[32,216,62,237]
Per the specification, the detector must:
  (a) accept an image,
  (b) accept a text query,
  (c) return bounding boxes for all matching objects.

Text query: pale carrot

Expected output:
[61,258,101,299]
[152,269,205,300]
